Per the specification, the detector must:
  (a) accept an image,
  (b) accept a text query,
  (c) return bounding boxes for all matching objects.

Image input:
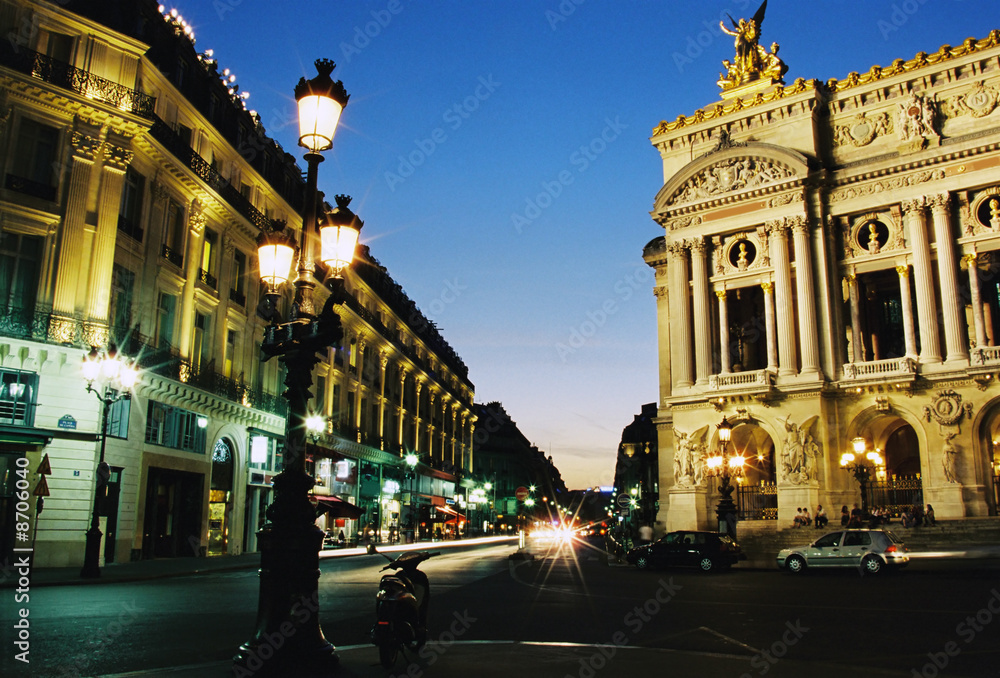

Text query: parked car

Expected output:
[626,530,746,572]
[776,528,909,575]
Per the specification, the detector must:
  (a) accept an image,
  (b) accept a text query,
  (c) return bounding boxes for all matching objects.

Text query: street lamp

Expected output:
[405,453,418,541]
[706,416,743,540]
[840,437,884,518]
[80,343,138,578]
[235,58,356,677]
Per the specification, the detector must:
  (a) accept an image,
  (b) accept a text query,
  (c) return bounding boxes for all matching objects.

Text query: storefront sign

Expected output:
[58,415,77,430]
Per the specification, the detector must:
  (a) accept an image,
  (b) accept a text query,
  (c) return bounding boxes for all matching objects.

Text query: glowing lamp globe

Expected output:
[320,195,363,276]
[256,222,297,292]
[294,59,349,153]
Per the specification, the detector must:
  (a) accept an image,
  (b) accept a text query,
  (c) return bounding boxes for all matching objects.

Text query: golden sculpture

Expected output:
[717,0,787,92]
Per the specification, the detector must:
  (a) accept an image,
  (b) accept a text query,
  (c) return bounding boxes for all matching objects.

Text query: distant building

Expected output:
[645,14,1000,531]
[612,403,659,531]
[472,401,567,531]
[0,0,473,567]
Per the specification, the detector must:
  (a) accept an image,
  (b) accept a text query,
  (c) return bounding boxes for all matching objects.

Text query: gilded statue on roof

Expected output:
[718,0,787,93]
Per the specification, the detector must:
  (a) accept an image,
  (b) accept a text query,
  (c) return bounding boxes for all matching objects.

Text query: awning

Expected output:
[310,495,364,520]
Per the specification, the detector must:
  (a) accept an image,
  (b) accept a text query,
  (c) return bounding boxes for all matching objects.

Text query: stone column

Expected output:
[414,380,424,453]
[690,238,712,385]
[903,199,942,362]
[790,218,820,376]
[53,130,101,317]
[762,282,778,371]
[398,368,407,449]
[964,254,987,349]
[716,290,730,374]
[896,265,919,358]
[86,139,132,324]
[669,243,693,388]
[378,353,388,448]
[178,201,207,359]
[846,274,863,363]
[928,194,966,362]
[768,221,798,376]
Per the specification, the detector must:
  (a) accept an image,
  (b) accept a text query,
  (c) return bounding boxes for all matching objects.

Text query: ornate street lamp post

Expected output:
[405,452,418,542]
[840,437,884,518]
[706,416,744,540]
[234,59,357,677]
[80,344,138,578]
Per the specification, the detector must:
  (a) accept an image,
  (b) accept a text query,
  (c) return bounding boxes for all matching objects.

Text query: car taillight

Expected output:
[885,545,897,553]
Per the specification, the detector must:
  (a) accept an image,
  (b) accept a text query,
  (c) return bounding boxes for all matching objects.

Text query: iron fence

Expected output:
[737,481,778,520]
[865,475,923,516]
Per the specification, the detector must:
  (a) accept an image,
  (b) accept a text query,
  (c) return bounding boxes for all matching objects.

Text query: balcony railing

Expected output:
[841,357,916,382]
[149,116,271,231]
[160,243,183,268]
[0,44,155,119]
[0,305,287,418]
[972,346,1000,366]
[229,289,246,307]
[199,269,217,290]
[708,369,775,391]
[5,173,57,201]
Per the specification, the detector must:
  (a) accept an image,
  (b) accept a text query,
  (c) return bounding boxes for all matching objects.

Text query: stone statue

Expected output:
[674,429,694,487]
[737,242,750,270]
[867,222,881,254]
[989,198,1000,231]
[942,432,959,483]
[780,416,819,484]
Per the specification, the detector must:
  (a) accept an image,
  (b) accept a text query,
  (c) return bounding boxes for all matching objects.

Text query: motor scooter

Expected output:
[370,548,439,668]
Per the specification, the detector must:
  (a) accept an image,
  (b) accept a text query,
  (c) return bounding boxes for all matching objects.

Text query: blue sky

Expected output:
[168,0,994,489]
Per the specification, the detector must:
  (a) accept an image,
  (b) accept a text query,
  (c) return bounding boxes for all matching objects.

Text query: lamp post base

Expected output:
[233,521,337,677]
[80,525,103,578]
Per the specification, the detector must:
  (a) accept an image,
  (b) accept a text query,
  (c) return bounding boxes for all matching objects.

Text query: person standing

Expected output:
[926,504,936,526]
[840,505,850,527]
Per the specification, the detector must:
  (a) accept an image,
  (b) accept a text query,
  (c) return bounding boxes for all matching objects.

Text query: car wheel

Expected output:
[785,555,806,574]
[635,555,650,570]
[862,555,883,575]
[698,556,714,572]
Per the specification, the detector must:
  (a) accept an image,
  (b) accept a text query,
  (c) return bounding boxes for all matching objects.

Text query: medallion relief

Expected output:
[669,158,795,206]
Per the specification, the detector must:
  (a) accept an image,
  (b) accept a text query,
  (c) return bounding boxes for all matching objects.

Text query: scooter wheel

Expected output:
[378,642,398,668]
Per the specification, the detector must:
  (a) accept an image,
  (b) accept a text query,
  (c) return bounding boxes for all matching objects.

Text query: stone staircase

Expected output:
[733,517,1000,569]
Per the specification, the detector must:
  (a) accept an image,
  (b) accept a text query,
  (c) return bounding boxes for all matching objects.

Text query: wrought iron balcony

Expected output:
[5,173,57,202]
[229,289,246,307]
[160,243,183,268]
[0,43,155,119]
[199,268,218,290]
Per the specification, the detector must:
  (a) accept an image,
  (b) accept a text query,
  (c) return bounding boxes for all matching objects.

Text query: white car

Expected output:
[777,529,909,575]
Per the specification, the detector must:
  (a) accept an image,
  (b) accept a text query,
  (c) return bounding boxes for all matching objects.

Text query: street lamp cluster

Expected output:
[840,437,885,517]
[80,344,139,579]
[234,58,361,676]
[706,416,744,539]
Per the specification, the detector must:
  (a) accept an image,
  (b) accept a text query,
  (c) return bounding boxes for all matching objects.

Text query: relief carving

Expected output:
[949,81,1000,119]
[669,158,795,206]
[833,111,893,147]
[896,91,940,150]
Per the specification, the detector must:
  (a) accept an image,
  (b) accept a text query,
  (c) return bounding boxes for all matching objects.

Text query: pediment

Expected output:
[653,142,810,214]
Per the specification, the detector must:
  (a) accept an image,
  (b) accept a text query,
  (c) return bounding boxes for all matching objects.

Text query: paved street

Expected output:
[3,539,1000,677]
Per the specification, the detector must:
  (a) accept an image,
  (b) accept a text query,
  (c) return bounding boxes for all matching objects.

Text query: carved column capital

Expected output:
[901,197,927,214]
[715,290,727,301]
[895,264,910,278]
[653,286,668,301]
[189,200,207,235]
[667,241,688,257]
[687,236,706,254]
[70,131,101,161]
[962,253,979,268]
[760,281,774,293]
[102,143,133,173]
[844,273,857,284]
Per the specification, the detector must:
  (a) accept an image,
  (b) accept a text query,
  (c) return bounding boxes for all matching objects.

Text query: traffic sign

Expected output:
[515,486,529,501]
[33,475,50,497]
[616,493,631,509]
[37,453,51,475]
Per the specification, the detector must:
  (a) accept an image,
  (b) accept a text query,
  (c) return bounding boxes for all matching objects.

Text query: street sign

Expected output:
[616,493,631,509]
[33,475,50,497]
[37,453,51,475]
[515,486,529,501]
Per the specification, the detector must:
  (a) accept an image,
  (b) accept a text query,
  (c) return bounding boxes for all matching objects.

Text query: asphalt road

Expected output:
[4,537,1000,677]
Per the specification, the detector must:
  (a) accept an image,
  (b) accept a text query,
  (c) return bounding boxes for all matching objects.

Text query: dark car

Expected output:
[626,530,746,572]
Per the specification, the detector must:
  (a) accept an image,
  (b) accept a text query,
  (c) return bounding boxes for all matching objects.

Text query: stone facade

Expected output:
[0,0,474,567]
[646,29,1000,532]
